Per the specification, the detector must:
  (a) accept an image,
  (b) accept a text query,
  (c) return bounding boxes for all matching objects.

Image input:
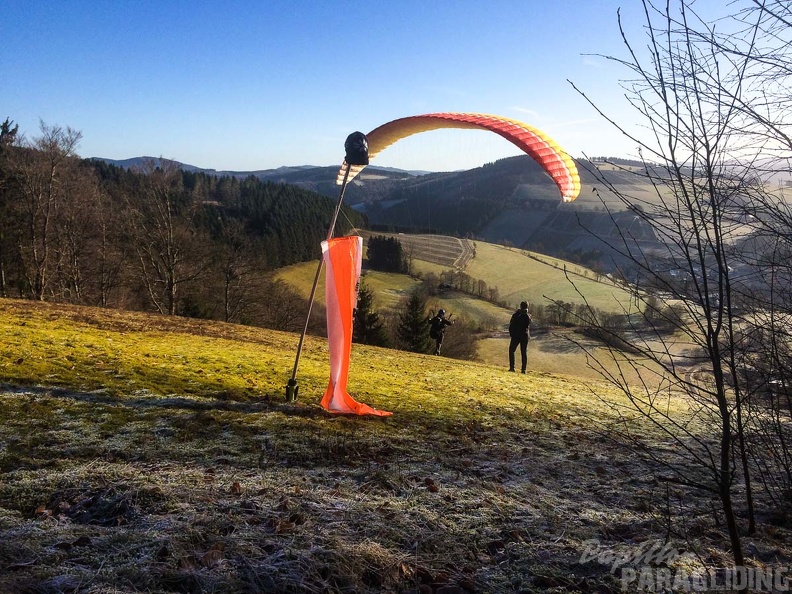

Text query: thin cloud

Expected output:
[511,107,540,119]
[551,118,598,129]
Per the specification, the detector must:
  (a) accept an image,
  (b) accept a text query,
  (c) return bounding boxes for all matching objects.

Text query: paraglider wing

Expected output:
[336,112,581,203]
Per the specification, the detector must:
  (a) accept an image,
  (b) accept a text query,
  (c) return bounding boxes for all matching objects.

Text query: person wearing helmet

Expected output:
[427,308,454,355]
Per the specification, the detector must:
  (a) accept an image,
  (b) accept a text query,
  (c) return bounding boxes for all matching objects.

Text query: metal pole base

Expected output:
[285,378,299,402]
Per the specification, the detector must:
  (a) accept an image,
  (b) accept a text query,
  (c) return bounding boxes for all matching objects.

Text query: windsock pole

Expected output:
[285,163,353,401]
[286,131,368,401]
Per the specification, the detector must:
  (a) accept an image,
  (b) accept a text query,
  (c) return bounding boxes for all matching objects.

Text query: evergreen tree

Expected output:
[0,118,18,150]
[396,291,432,353]
[0,118,18,297]
[367,235,406,272]
[353,280,388,346]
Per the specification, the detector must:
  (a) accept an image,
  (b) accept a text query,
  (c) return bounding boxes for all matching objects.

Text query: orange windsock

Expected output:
[321,236,392,416]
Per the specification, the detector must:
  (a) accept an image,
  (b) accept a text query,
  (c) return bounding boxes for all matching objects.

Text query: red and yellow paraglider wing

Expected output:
[337,112,581,203]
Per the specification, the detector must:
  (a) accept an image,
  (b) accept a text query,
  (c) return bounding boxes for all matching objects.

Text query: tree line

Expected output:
[0,119,365,329]
[0,122,492,362]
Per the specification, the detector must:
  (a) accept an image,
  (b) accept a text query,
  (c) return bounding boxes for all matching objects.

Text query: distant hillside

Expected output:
[89,156,324,180]
[345,156,664,273]
[89,157,424,199]
[91,155,665,273]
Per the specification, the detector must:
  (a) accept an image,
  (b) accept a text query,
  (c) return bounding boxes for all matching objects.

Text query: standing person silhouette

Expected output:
[427,309,454,355]
[508,301,532,373]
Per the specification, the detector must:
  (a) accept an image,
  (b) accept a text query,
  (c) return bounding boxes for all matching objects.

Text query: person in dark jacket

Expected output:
[427,309,454,355]
[508,301,532,373]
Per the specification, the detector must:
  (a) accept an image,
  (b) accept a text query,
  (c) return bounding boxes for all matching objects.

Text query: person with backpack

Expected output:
[508,301,532,373]
[427,309,454,355]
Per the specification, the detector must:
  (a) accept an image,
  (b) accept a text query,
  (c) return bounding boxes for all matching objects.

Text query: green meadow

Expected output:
[277,235,632,319]
[276,235,638,377]
[1,298,783,593]
[463,242,630,312]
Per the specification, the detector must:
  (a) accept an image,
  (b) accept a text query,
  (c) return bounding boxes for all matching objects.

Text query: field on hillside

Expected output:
[275,236,645,376]
[476,332,652,386]
[422,292,509,330]
[359,232,474,269]
[278,235,634,319]
[465,243,633,311]
[275,258,507,329]
[1,299,789,593]
[271,259,652,382]
[275,263,422,312]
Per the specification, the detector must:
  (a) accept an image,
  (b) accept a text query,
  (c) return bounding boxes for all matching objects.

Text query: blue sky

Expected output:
[5,1,668,171]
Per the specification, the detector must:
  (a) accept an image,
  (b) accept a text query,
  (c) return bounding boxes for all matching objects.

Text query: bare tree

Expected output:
[124,160,211,315]
[9,122,82,300]
[567,0,792,567]
[214,217,264,323]
[49,164,105,303]
[255,277,309,332]
[93,185,128,308]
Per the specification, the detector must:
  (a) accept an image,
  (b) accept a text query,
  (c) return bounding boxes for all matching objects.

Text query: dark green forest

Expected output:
[0,120,365,329]
[365,235,408,273]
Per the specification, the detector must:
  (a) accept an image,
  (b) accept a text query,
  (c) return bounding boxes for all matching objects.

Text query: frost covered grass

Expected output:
[0,298,788,593]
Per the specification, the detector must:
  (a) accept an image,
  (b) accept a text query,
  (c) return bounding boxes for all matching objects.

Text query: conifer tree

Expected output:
[396,291,432,353]
[0,118,18,150]
[367,235,406,273]
[353,280,388,346]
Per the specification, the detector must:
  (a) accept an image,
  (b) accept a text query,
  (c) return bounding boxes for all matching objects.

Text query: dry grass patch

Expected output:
[0,298,788,593]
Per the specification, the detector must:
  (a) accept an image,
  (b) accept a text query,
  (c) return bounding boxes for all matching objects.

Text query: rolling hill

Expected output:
[275,233,638,375]
[343,156,662,273]
[94,154,664,274]
[277,233,633,317]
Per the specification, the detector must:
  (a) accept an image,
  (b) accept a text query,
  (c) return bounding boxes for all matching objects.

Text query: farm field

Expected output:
[278,235,634,318]
[359,231,474,269]
[1,298,784,593]
[275,263,421,312]
[464,242,633,311]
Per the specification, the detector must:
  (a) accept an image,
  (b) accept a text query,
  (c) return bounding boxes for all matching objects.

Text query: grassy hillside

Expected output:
[276,259,509,332]
[464,242,631,311]
[278,235,633,317]
[271,258,647,381]
[1,299,785,593]
[275,262,422,312]
[276,236,639,375]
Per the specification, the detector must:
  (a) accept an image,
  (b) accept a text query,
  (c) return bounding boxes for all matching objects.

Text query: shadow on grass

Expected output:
[0,382,331,419]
